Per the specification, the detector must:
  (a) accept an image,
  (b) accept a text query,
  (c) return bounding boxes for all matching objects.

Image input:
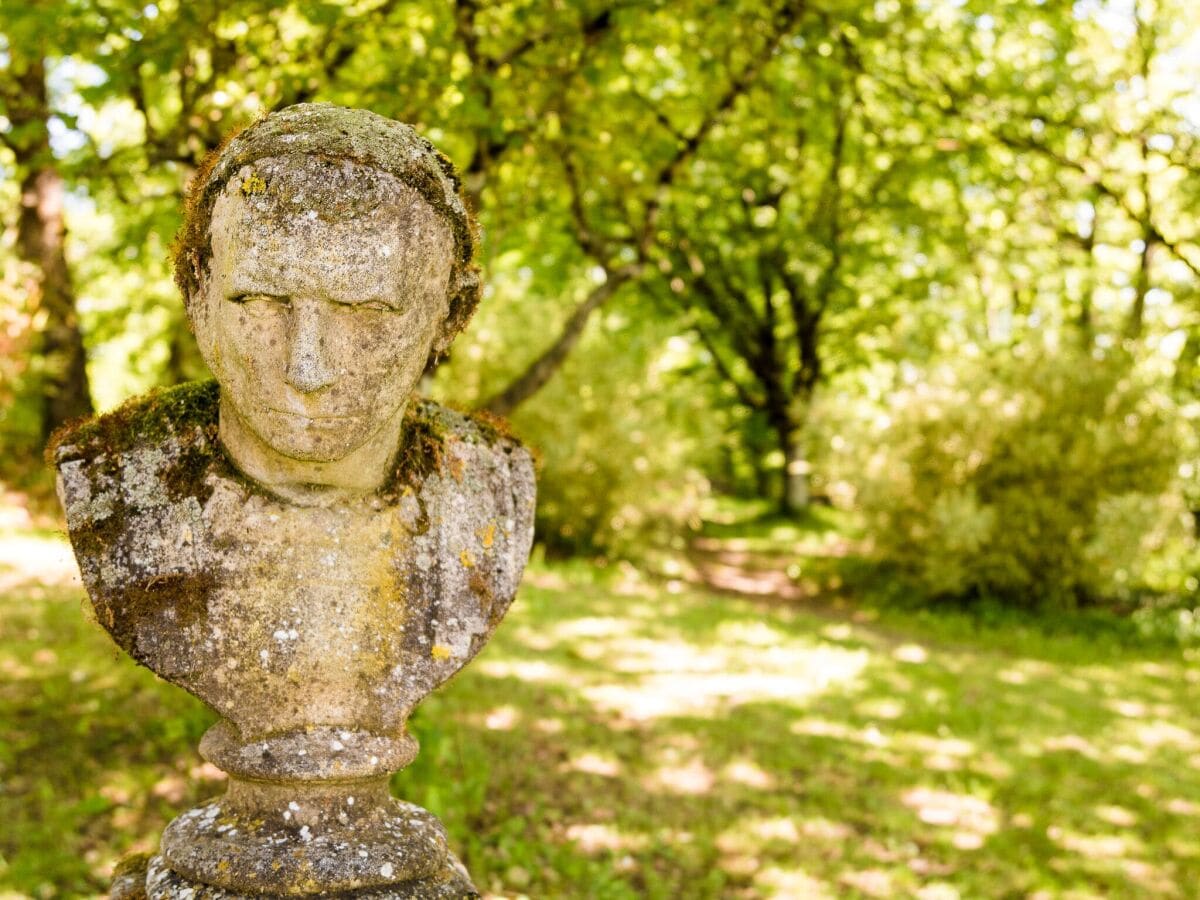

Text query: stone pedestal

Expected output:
[56,385,534,897]
[55,104,532,898]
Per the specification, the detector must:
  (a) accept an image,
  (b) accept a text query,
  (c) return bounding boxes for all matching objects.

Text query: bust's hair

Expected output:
[173,103,480,365]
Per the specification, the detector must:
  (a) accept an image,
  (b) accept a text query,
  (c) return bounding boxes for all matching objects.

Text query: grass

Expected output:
[1,522,1199,898]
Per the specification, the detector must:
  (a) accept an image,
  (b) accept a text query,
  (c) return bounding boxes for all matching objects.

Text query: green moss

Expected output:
[47,382,517,502]
[112,851,151,878]
[392,402,447,487]
[463,407,516,445]
[47,379,220,467]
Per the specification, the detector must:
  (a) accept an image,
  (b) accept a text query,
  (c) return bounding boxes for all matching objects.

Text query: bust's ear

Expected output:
[187,273,221,377]
[436,265,480,354]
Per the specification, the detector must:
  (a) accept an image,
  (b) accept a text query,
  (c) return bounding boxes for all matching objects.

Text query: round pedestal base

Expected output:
[161,795,448,892]
[113,853,479,899]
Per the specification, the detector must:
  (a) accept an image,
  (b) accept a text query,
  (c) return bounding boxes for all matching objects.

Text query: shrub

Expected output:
[855,348,1189,609]
[434,288,713,559]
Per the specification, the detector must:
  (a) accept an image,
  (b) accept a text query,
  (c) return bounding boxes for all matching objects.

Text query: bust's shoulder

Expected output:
[50,381,222,535]
[48,385,534,523]
[49,379,220,469]
[390,399,535,495]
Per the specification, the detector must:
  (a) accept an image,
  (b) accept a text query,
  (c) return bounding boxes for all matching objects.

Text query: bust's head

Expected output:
[174,104,478,495]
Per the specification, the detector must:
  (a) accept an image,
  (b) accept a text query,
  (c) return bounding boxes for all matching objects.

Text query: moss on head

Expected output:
[172,104,481,369]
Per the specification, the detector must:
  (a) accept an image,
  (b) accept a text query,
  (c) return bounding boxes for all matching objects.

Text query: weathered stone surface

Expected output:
[52,104,534,897]
[144,852,479,899]
[55,384,533,895]
[56,385,534,734]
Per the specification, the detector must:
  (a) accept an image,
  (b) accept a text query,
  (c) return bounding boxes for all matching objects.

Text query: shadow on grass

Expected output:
[2,556,1198,898]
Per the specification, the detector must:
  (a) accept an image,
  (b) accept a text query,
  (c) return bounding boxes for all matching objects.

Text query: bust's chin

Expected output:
[238,403,374,463]
[217,392,408,500]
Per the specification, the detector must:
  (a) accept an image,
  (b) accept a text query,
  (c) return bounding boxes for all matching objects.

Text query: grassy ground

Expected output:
[1,519,1199,898]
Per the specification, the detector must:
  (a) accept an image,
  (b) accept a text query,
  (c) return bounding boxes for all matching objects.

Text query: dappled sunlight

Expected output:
[722,758,774,789]
[839,868,896,897]
[483,705,520,731]
[536,616,627,640]
[475,658,575,684]
[893,643,929,664]
[564,823,647,854]
[509,610,876,719]
[1094,805,1138,828]
[583,647,866,720]
[522,568,570,592]
[565,752,621,778]
[1037,734,1102,760]
[1166,798,1199,816]
[901,787,999,850]
[754,865,835,899]
[1034,714,1200,766]
[820,622,854,641]
[1125,718,1198,750]
[687,553,810,600]
[0,533,80,592]
[855,697,905,719]
[798,817,854,842]
[792,717,885,745]
[5,529,1200,894]
[643,758,715,795]
[714,619,793,647]
[716,816,803,880]
[913,883,962,900]
[791,717,980,773]
[1049,825,1143,861]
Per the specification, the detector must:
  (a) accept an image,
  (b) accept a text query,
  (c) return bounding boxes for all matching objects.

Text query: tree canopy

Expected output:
[2,0,1198,583]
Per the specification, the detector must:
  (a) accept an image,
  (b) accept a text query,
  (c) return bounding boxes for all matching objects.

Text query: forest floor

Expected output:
[1,500,1198,898]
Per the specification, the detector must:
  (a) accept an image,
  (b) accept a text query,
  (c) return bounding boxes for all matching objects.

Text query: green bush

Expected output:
[434,284,714,559]
[855,348,1190,609]
[509,321,711,559]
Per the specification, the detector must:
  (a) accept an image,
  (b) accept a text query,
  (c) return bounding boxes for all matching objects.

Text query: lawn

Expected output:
[1,521,1198,898]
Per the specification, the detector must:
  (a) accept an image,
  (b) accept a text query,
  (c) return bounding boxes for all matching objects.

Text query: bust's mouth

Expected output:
[265,406,365,424]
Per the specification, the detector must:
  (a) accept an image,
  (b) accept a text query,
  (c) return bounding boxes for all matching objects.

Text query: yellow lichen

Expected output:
[431,644,452,661]
[241,173,267,195]
[479,522,496,549]
[460,549,475,568]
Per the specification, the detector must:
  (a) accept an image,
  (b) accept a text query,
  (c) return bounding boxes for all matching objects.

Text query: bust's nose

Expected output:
[285,297,336,394]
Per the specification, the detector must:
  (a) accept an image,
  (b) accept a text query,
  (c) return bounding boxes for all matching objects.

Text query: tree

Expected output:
[482,0,808,415]
[648,12,947,514]
[1,10,96,439]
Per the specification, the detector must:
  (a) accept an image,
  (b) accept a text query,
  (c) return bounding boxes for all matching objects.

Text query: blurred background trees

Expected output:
[2,0,1198,612]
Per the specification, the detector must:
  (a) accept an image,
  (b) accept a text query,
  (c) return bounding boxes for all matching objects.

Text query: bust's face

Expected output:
[194,157,454,464]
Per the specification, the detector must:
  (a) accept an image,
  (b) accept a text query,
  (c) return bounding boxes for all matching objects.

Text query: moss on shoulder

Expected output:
[48,384,526,496]
[48,380,220,467]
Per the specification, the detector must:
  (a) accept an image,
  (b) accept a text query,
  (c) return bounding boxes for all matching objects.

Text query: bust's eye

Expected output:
[358,300,396,312]
[230,293,289,308]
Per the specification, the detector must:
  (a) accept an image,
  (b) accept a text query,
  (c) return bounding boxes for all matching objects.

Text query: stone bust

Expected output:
[52,104,535,898]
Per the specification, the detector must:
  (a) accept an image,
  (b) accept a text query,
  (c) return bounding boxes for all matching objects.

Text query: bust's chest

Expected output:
[58,423,535,736]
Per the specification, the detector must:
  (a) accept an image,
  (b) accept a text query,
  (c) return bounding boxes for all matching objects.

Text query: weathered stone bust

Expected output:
[52,104,535,898]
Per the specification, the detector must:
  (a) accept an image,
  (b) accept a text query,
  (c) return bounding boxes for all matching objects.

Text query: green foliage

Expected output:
[857,348,1188,608]
[2,0,1199,587]
[441,300,714,557]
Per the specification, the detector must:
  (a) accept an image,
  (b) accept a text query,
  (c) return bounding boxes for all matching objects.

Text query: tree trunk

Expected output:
[480,266,636,416]
[10,57,93,441]
[781,427,810,515]
[1127,231,1153,340]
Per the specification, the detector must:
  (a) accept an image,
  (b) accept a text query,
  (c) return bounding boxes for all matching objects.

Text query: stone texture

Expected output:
[55,385,533,896]
[52,104,534,897]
